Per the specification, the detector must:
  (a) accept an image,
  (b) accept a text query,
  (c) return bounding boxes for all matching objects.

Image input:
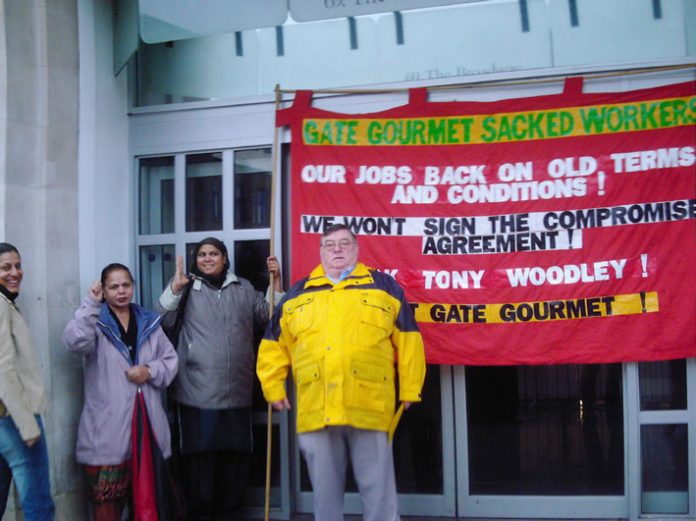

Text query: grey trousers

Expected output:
[298,426,400,521]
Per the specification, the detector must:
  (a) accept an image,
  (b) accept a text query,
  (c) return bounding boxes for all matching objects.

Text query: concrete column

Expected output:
[0,0,86,519]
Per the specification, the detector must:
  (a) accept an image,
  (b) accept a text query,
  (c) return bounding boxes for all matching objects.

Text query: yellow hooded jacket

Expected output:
[257,262,426,433]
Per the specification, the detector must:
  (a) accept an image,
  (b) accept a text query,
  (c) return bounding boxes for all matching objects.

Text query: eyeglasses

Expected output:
[321,239,354,249]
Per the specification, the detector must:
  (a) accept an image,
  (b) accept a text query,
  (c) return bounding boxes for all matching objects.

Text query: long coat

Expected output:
[62,296,178,465]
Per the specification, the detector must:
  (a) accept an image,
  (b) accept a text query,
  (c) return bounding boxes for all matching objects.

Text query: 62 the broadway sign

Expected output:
[279,80,696,365]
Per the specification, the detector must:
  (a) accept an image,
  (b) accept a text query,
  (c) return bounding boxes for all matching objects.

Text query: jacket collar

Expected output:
[0,291,18,311]
[97,303,162,365]
[191,272,239,291]
[304,262,374,289]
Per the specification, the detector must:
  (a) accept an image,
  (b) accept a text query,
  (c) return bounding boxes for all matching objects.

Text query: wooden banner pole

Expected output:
[264,83,282,521]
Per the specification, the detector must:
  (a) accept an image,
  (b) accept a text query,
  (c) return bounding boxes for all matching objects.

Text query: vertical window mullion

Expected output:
[223,149,235,232]
[174,153,186,258]
[222,149,235,262]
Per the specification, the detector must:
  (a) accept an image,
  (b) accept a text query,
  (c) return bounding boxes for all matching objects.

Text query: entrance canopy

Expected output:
[113,0,485,74]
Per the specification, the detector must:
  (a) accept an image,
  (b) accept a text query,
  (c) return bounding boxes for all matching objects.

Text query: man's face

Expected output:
[320,229,358,274]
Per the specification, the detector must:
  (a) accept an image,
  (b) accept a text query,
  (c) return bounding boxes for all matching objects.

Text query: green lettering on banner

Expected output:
[481,116,496,143]
[639,102,658,129]
[578,99,696,134]
[478,110,574,142]
[412,119,426,144]
[526,112,544,139]
[580,106,607,133]
[622,104,639,130]
[320,121,334,144]
[367,121,381,144]
[428,118,446,144]
[496,116,512,141]
[303,120,319,144]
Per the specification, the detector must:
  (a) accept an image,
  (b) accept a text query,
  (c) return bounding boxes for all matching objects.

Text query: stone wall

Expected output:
[0,0,86,518]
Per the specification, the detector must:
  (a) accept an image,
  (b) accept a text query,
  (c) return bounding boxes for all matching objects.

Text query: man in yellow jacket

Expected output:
[257,224,426,521]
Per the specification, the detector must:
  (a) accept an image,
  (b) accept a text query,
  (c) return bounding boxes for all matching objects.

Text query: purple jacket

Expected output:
[62,295,178,465]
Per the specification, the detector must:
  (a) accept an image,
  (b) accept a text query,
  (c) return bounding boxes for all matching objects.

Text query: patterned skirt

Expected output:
[84,462,131,503]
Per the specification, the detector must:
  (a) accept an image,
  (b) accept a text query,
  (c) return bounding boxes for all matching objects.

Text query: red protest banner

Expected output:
[278,80,696,365]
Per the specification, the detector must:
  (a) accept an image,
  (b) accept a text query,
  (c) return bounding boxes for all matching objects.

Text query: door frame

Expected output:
[453,365,629,519]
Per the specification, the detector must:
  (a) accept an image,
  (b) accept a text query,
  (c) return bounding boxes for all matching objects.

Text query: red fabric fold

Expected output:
[131,391,158,521]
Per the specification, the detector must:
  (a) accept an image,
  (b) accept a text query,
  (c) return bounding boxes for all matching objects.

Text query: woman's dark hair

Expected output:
[190,237,230,277]
[100,263,134,286]
[0,243,19,257]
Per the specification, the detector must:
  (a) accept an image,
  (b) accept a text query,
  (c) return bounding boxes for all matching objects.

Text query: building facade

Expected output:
[1,1,694,519]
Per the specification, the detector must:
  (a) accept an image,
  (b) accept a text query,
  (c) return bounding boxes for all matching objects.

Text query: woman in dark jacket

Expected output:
[157,237,281,521]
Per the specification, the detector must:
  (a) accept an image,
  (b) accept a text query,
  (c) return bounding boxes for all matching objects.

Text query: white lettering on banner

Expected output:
[610,146,695,173]
[423,165,487,184]
[301,215,407,235]
[301,200,695,239]
[497,162,533,181]
[301,164,347,183]
[391,185,440,204]
[506,260,627,287]
[547,156,597,178]
[445,179,587,203]
[423,270,485,289]
[355,165,413,184]
[421,231,567,255]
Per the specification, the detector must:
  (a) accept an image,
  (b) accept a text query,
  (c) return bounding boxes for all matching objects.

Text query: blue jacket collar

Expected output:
[97,303,162,365]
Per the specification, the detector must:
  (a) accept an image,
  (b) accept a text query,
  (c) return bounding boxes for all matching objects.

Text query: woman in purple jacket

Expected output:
[63,263,178,521]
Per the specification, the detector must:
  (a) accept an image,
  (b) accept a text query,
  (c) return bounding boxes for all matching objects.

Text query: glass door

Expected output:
[136,146,294,520]
[455,364,628,518]
[629,358,694,519]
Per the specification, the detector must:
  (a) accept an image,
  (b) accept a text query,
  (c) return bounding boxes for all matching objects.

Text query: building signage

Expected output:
[290,0,485,22]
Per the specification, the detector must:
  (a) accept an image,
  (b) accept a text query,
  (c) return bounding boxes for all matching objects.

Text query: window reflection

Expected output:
[641,424,689,514]
[186,153,223,232]
[139,244,175,309]
[136,32,259,106]
[139,156,174,234]
[234,240,270,292]
[466,364,624,495]
[393,365,443,494]
[639,360,687,411]
[184,242,199,273]
[135,0,695,106]
[234,149,272,230]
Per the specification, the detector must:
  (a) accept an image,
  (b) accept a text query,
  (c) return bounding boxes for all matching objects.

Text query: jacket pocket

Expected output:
[359,294,394,346]
[360,294,393,329]
[184,342,201,367]
[295,361,324,413]
[346,359,390,413]
[285,293,315,337]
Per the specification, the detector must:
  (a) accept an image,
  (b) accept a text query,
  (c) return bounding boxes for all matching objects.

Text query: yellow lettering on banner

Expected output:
[413,291,659,324]
[302,96,696,146]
